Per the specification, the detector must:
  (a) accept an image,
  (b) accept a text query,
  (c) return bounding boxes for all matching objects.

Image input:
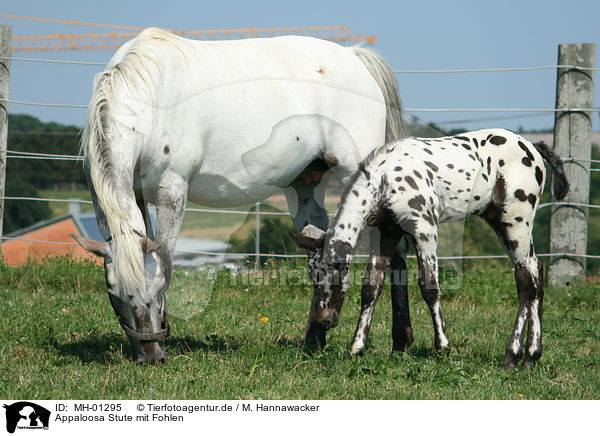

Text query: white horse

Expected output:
[71,28,405,363]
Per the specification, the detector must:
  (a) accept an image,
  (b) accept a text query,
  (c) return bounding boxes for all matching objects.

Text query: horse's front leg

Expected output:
[349,252,390,355]
[285,177,329,347]
[151,176,188,317]
[390,240,413,352]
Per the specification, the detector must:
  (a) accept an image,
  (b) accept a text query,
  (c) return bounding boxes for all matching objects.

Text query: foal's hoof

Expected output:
[433,346,451,359]
[502,352,522,370]
[391,343,411,353]
[522,358,536,369]
[347,348,365,359]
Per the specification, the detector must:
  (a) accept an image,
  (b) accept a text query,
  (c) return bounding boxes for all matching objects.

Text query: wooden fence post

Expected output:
[548,43,596,287]
[0,25,12,255]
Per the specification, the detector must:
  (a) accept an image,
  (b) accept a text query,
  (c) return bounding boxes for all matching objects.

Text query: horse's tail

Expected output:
[351,46,406,142]
[534,141,570,200]
[81,68,146,294]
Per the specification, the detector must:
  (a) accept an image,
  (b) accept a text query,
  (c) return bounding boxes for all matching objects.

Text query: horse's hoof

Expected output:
[522,358,536,369]
[434,346,451,358]
[302,335,326,349]
[347,349,365,359]
[503,354,522,370]
[392,341,411,353]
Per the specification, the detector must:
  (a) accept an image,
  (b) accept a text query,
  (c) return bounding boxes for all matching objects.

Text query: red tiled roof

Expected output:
[2,216,101,266]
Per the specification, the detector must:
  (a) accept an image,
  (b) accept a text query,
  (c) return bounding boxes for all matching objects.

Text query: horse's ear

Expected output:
[70,233,110,258]
[140,237,160,254]
[289,225,326,251]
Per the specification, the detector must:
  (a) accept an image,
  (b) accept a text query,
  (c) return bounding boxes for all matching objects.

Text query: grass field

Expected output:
[0,258,598,400]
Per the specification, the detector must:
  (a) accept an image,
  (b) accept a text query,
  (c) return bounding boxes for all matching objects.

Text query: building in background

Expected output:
[2,202,243,267]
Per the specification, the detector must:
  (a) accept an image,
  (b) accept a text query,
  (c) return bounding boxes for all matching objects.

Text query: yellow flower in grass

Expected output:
[260,317,269,323]
[518,394,524,399]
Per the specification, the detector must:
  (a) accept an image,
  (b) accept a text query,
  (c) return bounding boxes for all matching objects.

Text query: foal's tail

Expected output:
[351,46,406,142]
[81,69,146,294]
[534,141,570,200]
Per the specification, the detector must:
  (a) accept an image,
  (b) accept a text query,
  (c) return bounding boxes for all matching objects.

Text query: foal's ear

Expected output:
[289,224,326,251]
[70,233,110,258]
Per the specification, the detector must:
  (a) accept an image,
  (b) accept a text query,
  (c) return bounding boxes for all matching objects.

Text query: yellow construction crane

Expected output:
[1,14,376,52]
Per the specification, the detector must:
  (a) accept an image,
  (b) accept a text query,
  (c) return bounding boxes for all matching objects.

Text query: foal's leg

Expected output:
[414,233,449,352]
[493,221,544,369]
[522,256,544,368]
[349,228,402,355]
[285,177,329,347]
[505,253,542,369]
[349,252,390,355]
[390,239,413,352]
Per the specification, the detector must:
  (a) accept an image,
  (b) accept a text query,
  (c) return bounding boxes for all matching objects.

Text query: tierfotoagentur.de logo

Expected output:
[3,402,50,433]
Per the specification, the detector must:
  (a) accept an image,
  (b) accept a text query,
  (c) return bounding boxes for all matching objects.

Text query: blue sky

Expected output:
[2,0,599,132]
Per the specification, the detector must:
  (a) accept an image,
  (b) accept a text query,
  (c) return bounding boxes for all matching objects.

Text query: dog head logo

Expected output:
[3,402,50,433]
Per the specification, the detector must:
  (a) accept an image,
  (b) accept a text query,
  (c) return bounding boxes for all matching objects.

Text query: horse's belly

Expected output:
[149,80,385,206]
[186,173,280,207]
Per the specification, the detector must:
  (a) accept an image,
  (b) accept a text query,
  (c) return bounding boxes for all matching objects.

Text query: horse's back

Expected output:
[102,29,389,205]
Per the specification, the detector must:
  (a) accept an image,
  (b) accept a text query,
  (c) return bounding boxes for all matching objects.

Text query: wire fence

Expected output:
[1,54,599,266]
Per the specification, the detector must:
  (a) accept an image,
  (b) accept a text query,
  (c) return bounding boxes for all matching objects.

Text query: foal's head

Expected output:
[290,225,353,331]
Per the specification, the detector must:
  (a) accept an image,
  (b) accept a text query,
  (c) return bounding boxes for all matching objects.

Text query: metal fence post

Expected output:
[0,25,12,255]
[255,201,260,270]
[548,43,596,287]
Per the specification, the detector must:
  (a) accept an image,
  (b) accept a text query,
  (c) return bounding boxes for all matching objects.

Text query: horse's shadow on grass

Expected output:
[57,333,242,364]
[169,334,242,355]
[57,333,125,364]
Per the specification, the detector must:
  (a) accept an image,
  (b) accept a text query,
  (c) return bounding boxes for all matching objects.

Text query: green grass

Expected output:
[0,258,598,400]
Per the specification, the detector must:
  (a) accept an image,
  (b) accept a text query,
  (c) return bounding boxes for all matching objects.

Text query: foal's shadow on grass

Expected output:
[58,333,242,364]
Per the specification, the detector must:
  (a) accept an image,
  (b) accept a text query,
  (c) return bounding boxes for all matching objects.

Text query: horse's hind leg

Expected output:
[493,221,543,369]
[285,175,329,232]
[485,198,544,369]
[136,193,155,240]
[521,256,544,368]
[391,239,413,352]
[285,177,329,347]
[414,229,449,352]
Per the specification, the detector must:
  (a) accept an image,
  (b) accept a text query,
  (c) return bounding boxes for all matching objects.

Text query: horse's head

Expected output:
[71,234,169,365]
[290,225,352,331]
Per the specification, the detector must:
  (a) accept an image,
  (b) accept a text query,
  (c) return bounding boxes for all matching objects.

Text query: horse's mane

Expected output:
[81,28,188,298]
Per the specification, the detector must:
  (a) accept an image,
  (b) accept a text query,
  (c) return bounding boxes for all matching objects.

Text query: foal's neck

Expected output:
[324,169,378,265]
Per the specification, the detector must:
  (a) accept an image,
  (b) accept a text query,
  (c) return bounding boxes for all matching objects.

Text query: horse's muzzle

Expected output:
[313,309,339,330]
[133,340,166,365]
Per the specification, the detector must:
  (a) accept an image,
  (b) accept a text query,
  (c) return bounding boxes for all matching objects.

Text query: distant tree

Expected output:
[3,179,52,234]
[6,114,85,189]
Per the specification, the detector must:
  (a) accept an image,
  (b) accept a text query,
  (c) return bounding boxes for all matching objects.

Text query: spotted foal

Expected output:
[291,129,569,369]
